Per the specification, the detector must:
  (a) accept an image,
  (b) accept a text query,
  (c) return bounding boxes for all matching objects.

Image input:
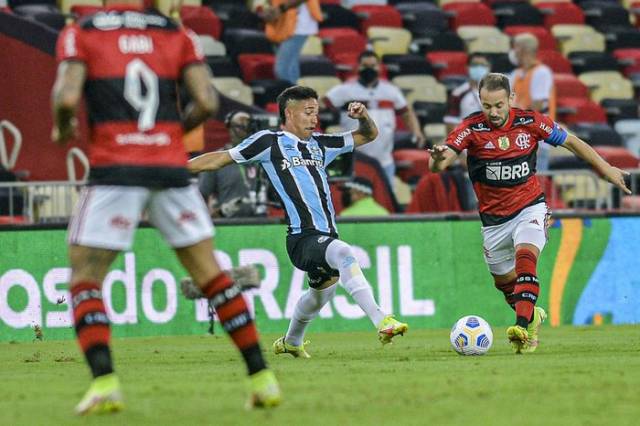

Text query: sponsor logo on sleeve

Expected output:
[454,128,472,146]
[539,122,553,135]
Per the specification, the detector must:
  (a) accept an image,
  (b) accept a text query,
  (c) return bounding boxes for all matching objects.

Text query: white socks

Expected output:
[285,285,336,346]
[325,239,386,326]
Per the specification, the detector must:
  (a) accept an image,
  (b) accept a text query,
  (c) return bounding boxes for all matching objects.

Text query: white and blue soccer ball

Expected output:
[450,315,493,355]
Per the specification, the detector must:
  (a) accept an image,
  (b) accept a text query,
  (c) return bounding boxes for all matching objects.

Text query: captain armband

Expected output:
[544,124,567,146]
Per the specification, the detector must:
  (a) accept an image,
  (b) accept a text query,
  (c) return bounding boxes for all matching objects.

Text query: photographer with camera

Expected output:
[198,111,269,218]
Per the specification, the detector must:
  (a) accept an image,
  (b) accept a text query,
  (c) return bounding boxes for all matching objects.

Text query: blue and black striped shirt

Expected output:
[229,130,354,235]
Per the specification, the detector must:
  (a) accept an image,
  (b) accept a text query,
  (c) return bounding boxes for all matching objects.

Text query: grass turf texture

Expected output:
[1,326,639,426]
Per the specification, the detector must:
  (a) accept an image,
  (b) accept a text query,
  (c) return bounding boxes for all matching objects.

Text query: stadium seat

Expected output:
[601,99,640,123]
[536,2,585,28]
[299,56,337,77]
[237,53,275,82]
[537,175,566,209]
[250,79,292,108]
[457,26,510,53]
[503,26,558,51]
[198,35,226,57]
[423,123,448,145]
[569,52,620,74]
[405,172,462,213]
[211,77,253,105]
[12,4,65,30]
[352,4,403,33]
[604,27,640,51]
[442,2,496,29]
[570,123,624,147]
[426,51,468,79]
[319,4,360,29]
[392,75,448,103]
[613,48,640,76]
[70,4,102,18]
[412,32,466,54]
[554,73,590,99]
[557,97,608,124]
[301,35,323,56]
[413,101,448,125]
[382,54,434,79]
[367,27,412,57]
[479,52,514,73]
[614,119,640,156]
[393,149,430,184]
[354,152,399,213]
[537,49,574,74]
[553,173,611,208]
[217,7,261,31]
[223,29,272,59]
[207,56,240,78]
[593,146,639,168]
[297,76,341,98]
[492,2,544,28]
[59,0,101,14]
[181,6,222,40]
[552,25,606,55]
[397,3,449,37]
[580,1,631,32]
[578,71,634,102]
[319,27,368,63]
[439,75,468,92]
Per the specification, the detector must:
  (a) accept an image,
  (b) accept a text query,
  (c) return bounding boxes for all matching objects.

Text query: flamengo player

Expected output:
[429,73,630,353]
[51,0,280,414]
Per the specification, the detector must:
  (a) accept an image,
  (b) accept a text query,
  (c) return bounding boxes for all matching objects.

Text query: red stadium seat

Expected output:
[592,146,639,169]
[237,53,275,82]
[503,26,557,51]
[535,2,585,28]
[632,3,640,29]
[613,49,640,77]
[406,173,462,214]
[319,28,368,63]
[352,5,403,33]
[393,149,430,184]
[557,98,607,125]
[537,175,566,209]
[181,6,222,40]
[203,119,229,152]
[426,51,468,79]
[354,154,399,213]
[537,50,573,74]
[70,5,102,18]
[442,3,496,30]
[554,73,589,99]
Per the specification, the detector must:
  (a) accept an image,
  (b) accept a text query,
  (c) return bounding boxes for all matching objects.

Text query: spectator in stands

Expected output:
[261,0,323,84]
[323,51,425,190]
[198,111,269,218]
[510,33,556,171]
[339,176,389,217]
[445,53,491,127]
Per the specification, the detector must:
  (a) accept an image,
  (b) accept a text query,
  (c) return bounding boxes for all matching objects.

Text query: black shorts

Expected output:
[286,232,340,288]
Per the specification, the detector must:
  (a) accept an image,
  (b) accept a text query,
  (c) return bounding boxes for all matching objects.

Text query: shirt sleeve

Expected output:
[391,85,408,114]
[445,122,473,153]
[529,66,553,102]
[56,24,87,63]
[534,111,567,146]
[228,130,273,164]
[324,84,348,109]
[180,28,205,70]
[315,132,355,165]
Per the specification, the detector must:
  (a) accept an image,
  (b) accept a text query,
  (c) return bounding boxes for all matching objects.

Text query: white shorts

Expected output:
[481,203,550,276]
[68,185,214,251]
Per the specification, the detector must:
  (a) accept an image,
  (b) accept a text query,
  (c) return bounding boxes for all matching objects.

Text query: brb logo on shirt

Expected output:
[485,161,530,181]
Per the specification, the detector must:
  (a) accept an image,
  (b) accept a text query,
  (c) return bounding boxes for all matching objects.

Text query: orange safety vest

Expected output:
[265,0,323,44]
[513,62,556,120]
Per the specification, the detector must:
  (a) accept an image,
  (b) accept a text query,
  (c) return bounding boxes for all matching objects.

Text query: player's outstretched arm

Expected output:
[188,151,234,173]
[562,133,632,194]
[51,61,86,145]
[349,102,379,146]
[182,63,219,132]
[428,145,458,173]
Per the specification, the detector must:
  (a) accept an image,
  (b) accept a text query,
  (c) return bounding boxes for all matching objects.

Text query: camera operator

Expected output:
[198,111,269,218]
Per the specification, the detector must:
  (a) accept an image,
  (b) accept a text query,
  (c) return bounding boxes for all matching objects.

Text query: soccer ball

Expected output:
[450,315,493,355]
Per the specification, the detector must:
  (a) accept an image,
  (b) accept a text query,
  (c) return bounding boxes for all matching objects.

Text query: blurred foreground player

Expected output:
[429,73,630,353]
[189,86,408,358]
[51,0,280,414]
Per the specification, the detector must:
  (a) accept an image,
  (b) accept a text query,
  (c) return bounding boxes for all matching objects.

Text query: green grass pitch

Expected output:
[1,325,639,426]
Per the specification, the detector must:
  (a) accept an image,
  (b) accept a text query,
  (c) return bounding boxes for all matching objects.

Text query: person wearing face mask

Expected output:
[322,51,425,191]
[445,54,492,129]
[510,33,556,171]
[197,111,269,218]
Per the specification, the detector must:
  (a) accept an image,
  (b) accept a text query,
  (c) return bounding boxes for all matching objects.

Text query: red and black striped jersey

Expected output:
[56,6,204,187]
[446,108,567,225]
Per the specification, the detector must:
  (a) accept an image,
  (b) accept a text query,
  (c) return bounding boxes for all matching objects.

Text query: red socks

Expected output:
[513,248,540,328]
[494,279,517,310]
[71,281,113,377]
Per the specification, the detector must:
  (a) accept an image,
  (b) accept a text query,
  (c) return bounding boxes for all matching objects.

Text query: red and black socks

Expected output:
[202,273,266,375]
[513,248,540,328]
[494,279,517,310]
[71,281,113,378]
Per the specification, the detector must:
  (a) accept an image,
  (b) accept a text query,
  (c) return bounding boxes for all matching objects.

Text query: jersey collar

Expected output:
[282,130,312,144]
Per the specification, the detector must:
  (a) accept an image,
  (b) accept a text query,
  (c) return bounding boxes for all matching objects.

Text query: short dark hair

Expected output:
[277,86,319,124]
[478,73,511,96]
[358,50,379,63]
